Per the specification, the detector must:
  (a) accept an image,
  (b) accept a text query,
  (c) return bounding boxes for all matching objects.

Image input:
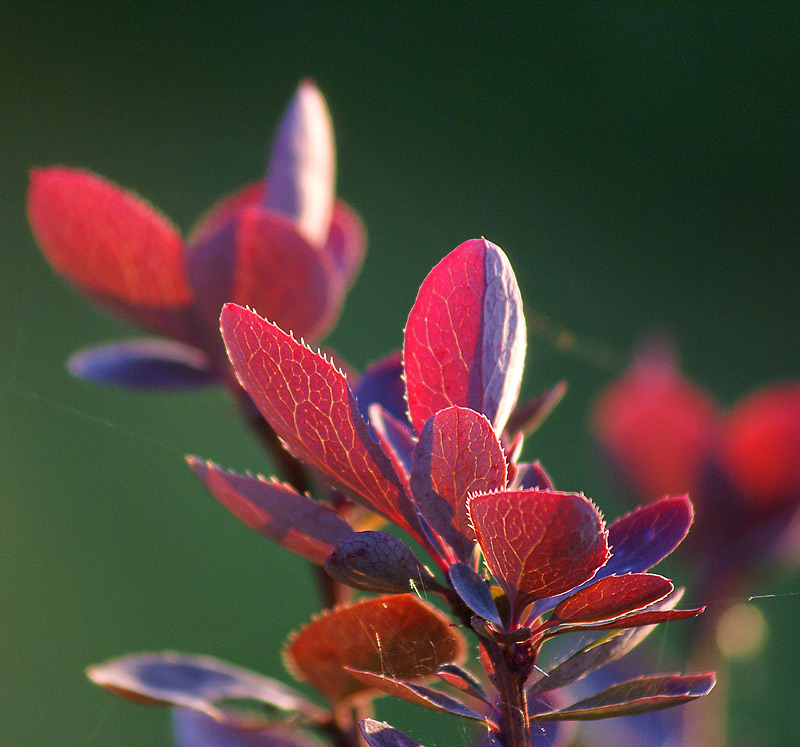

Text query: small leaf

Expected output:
[266,80,335,247]
[411,407,507,561]
[558,605,705,634]
[221,305,420,537]
[505,381,567,438]
[87,652,323,720]
[448,563,503,627]
[324,531,439,594]
[601,495,694,578]
[360,719,427,747]
[188,181,265,245]
[436,663,491,704]
[404,238,526,434]
[355,352,409,427]
[324,201,366,291]
[27,167,192,309]
[529,588,688,695]
[368,404,416,479]
[531,673,715,721]
[188,458,353,565]
[172,708,325,747]
[547,574,673,627]
[510,462,554,491]
[67,339,213,389]
[284,595,466,704]
[346,670,488,723]
[469,490,609,619]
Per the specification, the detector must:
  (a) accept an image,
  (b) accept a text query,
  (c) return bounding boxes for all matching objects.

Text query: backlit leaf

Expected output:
[509,462,554,491]
[355,352,408,426]
[67,338,213,389]
[284,595,466,704]
[557,605,704,634]
[87,652,323,720]
[505,381,567,439]
[411,406,506,561]
[368,404,416,480]
[346,670,488,722]
[28,167,191,308]
[360,719,426,747]
[324,201,366,291]
[221,305,419,536]
[448,563,503,627]
[468,490,609,619]
[404,238,526,434]
[531,673,715,721]
[547,574,673,627]
[188,458,353,565]
[436,663,491,704]
[324,531,439,594]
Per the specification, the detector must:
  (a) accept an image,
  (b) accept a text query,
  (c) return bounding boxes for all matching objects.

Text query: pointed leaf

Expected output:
[28,167,191,308]
[448,563,503,627]
[411,406,507,561]
[188,181,265,245]
[172,708,325,747]
[266,80,335,247]
[529,589,690,695]
[221,304,419,536]
[87,652,324,720]
[468,490,609,619]
[404,238,526,434]
[67,338,213,389]
[531,673,715,721]
[601,495,694,578]
[324,531,439,594]
[368,404,416,479]
[284,595,466,704]
[346,670,488,723]
[325,201,366,290]
[360,719,426,747]
[510,462,554,491]
[547,574,673,627]
[188,458,353,565]
[355,352,408,427]
[505,381,567,438]
[557,605,705,634]
[436,664,491,704]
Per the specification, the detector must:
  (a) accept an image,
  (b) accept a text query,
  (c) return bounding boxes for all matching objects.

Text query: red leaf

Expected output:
[547,574,673,627]
[284,595,466,704]
[188,181,265,245]
[324,201,367,291]
[221,304,419,535]
[468,490,609,619]
[559,605,705,633]
[410,406,507,561]
[531,673,715,721]
[266,80,335,247]
[404,239,526,434]
[187,458,353,565]
[28,167,191,309]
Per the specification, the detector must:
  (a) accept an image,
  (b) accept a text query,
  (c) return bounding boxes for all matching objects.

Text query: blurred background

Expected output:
[1,2,798,745]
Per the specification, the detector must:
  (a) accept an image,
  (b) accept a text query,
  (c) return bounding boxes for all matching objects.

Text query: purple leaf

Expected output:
[67,339,213,389]
[505,381,567,438]
[355,352,409,426]
[411,406,507,561]
[324,531,440,594]
[266,80,335,247]
[469,490,609,620]
[172,708,324,747]
[368,403,416,479]
[404,238,526,434]
[531,673,716,721]
[448,563,503,627]
[510,462,555,491]
[87,652,324,721]
[346,669,489,723]
[360,719,426,747]
[187,458,353,565]
[436,663,491,704]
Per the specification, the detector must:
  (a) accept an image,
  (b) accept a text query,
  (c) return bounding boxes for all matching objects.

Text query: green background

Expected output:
[1,2,798,745]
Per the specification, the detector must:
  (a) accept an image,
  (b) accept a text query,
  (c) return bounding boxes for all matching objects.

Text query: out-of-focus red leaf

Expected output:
[411,406,506,561]
[602,495,694,578]
[547,574,673,627]
[187,458,353,565]
[188,181,265,245]
[591,343,717,501]
[28,167,191,309]
[266,80,335,248]
[360,719,427,747]
[717,383,800,511]
[234,208,336,342]
[284,595,466,704]
[325,201,367,290]
[324,531,439,594]
[404,238,526,435]
[172,708,325,747]
[220,305,420,536]
[345,669,489,723]
[468,490,609,618]
[67,338,213,389]
[87,652,324,720]
[531,673,715,721]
